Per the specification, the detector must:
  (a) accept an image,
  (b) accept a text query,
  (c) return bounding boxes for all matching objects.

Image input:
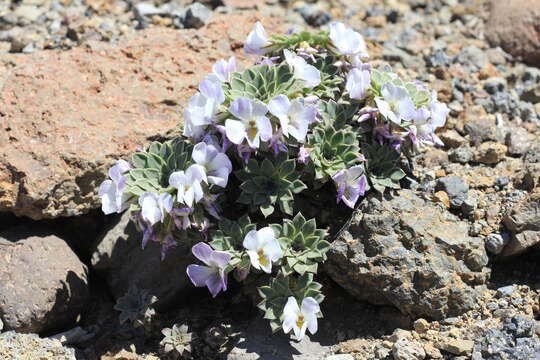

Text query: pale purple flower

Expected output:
[183,93,219,139]
[199,76,225,104]
[133,212,156,249]
[99,159,132,214]
[430,90,449,129]
[358,107,379,122]
[374,82,416,125]
[171,207,193,230]
[243,227,282,274]
[257,56,280,66]
[298,146,312,163]
[169,164,207,207]
[374,124,403,151]
[212,57,237,82]
[186,242,231,297]
[225,98,272,148]
[192,142,232,187]
[268,95,316,142]
[283,49,320,88]
[329,22,368,61]
[160,234,177,261]
[346,68,371,100]
[244,21,271,55]
[407,92,448,147]
[282,297,320,340]
[332,165,367,209]
[268,129,288,154]
[139,192,173,226]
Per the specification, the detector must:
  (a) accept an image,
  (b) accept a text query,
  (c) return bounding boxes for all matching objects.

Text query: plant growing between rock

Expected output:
[99,21,448,340]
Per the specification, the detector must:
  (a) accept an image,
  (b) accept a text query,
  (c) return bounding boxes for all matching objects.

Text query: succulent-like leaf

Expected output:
[271,213,330,276]
[160,324,194,358]
[236,152,307,217]
[363,143,406,193]
[114,284,158,329]
[306,123,361,181]
[210,215,255,270]
[269,30,331,53]
[226,64,303,103]
[257,272,324,333]
[309,56,341,100]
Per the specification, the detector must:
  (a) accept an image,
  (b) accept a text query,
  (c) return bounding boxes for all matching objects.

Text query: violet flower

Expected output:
[171,207,193,230]
[346,67,371,100]
[332,165,367,209]
[186,242,231,297]
[329,22,369,63]
[225,97,272,148]
[160,234,177,261]
[244,22,271,55]
[374,82,415,125]
[98,159,132,214]
[297,146,312,164]
[268,95,317,143]
[212,56,237,82]
[139,192,173,226]
[169,164,207,207]
[192,142,232,187]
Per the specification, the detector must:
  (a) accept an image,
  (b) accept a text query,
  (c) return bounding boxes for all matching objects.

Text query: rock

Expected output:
[413,319,429,333]
[439,130,466,149]
[183,3,212,29]
[423,344,442,359]
[392,338,426,360]
[449,147,473,164]
[474,142,507,164]
[433,191,450,208]
[485,232,510,255]
[505,128,530,156]
[0,235,88,333]
[91,211,193,310]
[484,77,507,94]
[298,5,331,27]
[501,192,540,257]
[0,331,76,360]
[486,0,540,66]
[496,285,516,298]
[325,355,354,360]
[134,2,162,17]
[438,339,474,356]
[435,176,469,209]
[325,189,490,320]
[0,12,280,220]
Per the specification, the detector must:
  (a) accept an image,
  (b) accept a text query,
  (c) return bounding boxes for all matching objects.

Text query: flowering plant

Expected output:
[99,21,448,340]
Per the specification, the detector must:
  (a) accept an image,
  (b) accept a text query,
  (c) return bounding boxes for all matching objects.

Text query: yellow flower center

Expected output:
[248,120,258,140]
[257,249,269,265]
[296,315,305,329]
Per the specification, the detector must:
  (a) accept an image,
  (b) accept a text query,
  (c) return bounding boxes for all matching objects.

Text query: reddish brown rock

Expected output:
[486,0,540,66]
[0,13,281,220]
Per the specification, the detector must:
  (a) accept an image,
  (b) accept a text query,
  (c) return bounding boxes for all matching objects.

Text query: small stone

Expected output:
[485,232,510,254]
[494,176,510,189]
[183,2,212,29]
[486,302,499,311]
[505,127,530,156]
[392,338,426,360]
[461,198,477,216]
[423,344,442,359]
[14,5,42,22]
[435,176,469,209]
[325,355,354,360]
[442,317,459,325]
[134,2,162,17]
[438,339,474,356]
[449,147,473,164]
[298,5,331,26]
[433,191,450,208]
[413,319,429,333]
[474,142,507,164]
[496,285,516,298]
[440,130,466,148]
[484,77,507,94]
[0,331,76,359]
[390,329,413,342]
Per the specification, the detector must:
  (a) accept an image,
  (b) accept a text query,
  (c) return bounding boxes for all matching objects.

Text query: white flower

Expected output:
[346,67,371,100]
[244,22,271,55]
[283,49,320,88]
[212,57,237,82]
[243,227,282,274]
[139,192,173,226]
[374,82,416,125]
[329,22,368,61]
[169,164,207,207]
[225,97,272,148]
[183,93,219,138]
[98,159,132,214]
[268,95,317,142]
[192,142,232,187]
[429,90,449,128]
[332,165,367,209]
[282,297,320,340]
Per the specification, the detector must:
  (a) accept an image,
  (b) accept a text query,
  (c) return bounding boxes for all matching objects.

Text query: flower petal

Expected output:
[187,264,213,287]
[243,229,261,250]
[191,242,214,265]
[225,119,247,145]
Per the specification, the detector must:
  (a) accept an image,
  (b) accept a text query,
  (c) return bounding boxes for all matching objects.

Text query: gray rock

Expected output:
[484,77,507,94]
[91,211,193,310]
[449,147,473,164]
[325,355,354,360]
[134,2,162,17]
[425,49,452,68]
[437,339,474,356]
[435,176,469,209]
[485,232,510,255]
[183,3,212,29]
[501,192,540,257]
[392,338,426,360]
[0,235,88,333]
[496,285,516,298]
[298,5,331,27]
[456,45,489,69]
[325,189,490,320]
[505,127,530,156]
[0,331,76,360]
[461,197,477,216]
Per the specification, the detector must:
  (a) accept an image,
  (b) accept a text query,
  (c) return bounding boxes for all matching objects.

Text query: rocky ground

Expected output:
[1,0,540,359]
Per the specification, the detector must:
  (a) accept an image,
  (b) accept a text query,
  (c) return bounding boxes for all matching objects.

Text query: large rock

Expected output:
[486,0,540,66]
[0,331,76,360]
[325,190,490,320]
[501,190,540,257]
[91,211,193,310]
[0,12,281,220]
[0,235,89,333]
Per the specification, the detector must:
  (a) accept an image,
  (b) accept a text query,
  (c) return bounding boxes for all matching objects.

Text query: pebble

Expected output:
[435,176,469,209]
[485,232,510,254]
[325,355,354,360]
[496,285,516,298]
[437,339,474,356]
[484,77,507,94]
[474,142,507,164]
[449,147,473,164]
[183,2,212,29]
[413,319,429,333]
[392,338,426,360]
[298,5,331,27]
[505,127,530,156]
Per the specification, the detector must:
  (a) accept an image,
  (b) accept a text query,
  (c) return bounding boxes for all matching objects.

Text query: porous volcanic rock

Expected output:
[91,210,193,310]
[486,0,540,66]
[0,235,89,333]
[325,189,491,320]
[0,12,281,220]
[501,190,540,257]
